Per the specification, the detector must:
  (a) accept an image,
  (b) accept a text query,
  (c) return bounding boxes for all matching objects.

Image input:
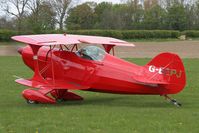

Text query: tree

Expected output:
[65,2,96,30]
[3,0,30,31]
[144,0,158,10]
[184,4,195,30]
[51,0,72,30]
[94,2,112,28]
[193,0,199,29]
[143,5,166,29]
[166,3,187,30]
[103,4,131,29]
[126,0,144,29]
[0,16,15,30]
[27,1,56,33]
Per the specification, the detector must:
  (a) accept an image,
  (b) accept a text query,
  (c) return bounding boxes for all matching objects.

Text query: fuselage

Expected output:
[20,45,168,95]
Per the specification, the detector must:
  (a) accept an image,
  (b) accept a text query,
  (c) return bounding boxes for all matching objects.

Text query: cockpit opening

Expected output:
[76,46,106,61]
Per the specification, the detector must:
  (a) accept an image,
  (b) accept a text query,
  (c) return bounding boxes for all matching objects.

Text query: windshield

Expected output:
[77,46,106,61]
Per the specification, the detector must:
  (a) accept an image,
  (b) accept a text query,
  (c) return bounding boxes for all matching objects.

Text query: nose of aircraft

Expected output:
[17,47,23,55]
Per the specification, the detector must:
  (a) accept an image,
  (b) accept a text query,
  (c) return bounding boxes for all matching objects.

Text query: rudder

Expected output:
[146,52,186,94]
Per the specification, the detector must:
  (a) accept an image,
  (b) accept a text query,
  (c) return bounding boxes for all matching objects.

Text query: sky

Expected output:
[81,0,122,4]
[0,0,123,17]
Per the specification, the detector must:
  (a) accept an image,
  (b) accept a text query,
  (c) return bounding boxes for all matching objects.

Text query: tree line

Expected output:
[0,0,199,33]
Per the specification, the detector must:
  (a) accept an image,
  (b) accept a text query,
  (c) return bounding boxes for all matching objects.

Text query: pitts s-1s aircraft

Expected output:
[12,34,186,106]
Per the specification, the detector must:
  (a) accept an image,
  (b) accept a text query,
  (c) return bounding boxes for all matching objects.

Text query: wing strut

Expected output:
[71,44,78,51]
[29,44,56,85]
[50,45,55,85]
[29,45,46,83]
[102,44,114,54]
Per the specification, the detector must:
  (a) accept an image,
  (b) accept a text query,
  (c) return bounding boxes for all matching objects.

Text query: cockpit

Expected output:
[76,46,106,61]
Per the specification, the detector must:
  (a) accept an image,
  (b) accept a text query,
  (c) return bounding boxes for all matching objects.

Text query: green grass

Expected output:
[0,57,199,133]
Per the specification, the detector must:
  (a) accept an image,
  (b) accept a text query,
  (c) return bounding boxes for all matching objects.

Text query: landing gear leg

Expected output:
[164,95,182,107]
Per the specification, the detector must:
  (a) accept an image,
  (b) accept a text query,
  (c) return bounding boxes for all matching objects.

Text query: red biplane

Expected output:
[12,34,186,106]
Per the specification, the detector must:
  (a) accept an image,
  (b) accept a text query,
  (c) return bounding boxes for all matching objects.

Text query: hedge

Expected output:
[0,30,19,41]
[66,30,124,39]
[1,29,198,42]
[65,30,180,39]
[120,30,180,39]
[183,30,199,38]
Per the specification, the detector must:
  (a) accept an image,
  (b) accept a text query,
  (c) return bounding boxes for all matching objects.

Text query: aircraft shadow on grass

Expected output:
[40,95,174,108]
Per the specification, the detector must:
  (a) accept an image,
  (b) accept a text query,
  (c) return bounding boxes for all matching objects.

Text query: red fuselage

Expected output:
[20,46,177,95]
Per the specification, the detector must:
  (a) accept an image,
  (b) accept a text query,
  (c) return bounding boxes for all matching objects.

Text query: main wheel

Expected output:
[56,98,65,103]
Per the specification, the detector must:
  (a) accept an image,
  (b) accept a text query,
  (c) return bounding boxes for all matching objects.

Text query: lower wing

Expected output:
[15,78,90,90]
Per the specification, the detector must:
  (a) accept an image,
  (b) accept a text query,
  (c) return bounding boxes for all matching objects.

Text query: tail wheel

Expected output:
[26,99,38,104]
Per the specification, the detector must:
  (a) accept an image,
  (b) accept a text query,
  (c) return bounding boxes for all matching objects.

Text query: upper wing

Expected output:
[11,34,135,47]
[69,34,135,47]
[11,34,80,46]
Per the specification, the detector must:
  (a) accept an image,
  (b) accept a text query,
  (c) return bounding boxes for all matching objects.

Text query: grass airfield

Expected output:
[0,57,199,133]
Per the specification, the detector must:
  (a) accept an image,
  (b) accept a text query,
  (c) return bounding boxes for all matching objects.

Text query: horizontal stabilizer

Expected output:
[133,75,168,86]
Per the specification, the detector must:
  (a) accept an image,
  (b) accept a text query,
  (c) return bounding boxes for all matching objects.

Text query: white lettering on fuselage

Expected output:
[149,65,163,74]
[148,65,182,78]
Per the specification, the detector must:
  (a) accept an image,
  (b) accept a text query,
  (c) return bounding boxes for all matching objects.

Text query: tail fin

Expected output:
[145,52,186,94]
